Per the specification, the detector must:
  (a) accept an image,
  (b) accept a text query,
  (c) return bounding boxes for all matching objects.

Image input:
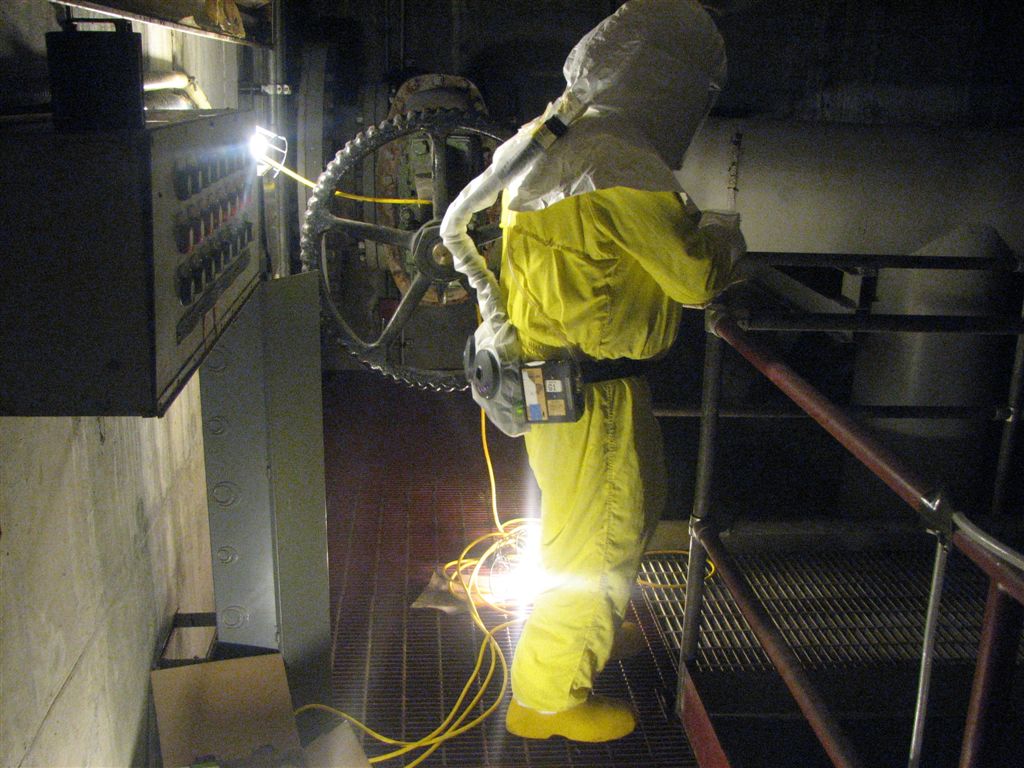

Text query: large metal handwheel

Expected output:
[300,109,508,391]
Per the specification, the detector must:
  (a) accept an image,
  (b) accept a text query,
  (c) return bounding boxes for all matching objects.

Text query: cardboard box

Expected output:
[151,653,370,767]
[152,654,301,767]
[304,722,371,768]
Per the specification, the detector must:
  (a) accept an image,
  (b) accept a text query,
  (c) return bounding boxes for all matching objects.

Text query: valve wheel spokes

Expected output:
[300,109,508,391]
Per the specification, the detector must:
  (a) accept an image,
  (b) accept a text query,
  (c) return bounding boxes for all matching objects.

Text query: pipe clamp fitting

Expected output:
[919,489,955,538]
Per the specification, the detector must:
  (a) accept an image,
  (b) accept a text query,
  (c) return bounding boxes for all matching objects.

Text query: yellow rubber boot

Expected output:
[506,696,636,742]
[608,621,646,661]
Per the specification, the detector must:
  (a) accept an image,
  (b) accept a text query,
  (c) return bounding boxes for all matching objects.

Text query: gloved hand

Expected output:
[699,209,747,272]
[701,209,766,298]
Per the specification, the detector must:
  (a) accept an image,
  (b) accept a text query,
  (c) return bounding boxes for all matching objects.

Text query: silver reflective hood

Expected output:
[507,0,727,211]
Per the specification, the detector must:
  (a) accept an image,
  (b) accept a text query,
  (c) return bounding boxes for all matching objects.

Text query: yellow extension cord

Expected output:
[294,411,714,765]
[259,155,432,206]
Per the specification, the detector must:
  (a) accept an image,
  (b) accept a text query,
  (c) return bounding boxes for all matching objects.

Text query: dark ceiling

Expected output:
[299,0,1024,129]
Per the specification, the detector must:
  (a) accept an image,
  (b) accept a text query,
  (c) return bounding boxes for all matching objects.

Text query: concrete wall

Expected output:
[0,377,212,767]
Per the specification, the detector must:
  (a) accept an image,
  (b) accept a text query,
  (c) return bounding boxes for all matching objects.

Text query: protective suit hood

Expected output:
[507,0,727,211]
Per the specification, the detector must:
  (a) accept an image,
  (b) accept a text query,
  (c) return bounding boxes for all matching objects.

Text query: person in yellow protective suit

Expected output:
[498,0,744,743]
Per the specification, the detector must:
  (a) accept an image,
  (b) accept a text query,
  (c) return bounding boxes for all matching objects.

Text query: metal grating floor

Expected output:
[322,372,698,767]
[640,548,1016,673]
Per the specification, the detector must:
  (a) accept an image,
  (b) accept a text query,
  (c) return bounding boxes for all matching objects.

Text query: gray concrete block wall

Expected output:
[1,377,212,767]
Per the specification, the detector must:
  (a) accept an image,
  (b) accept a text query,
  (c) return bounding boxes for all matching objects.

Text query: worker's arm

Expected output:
[584,186,740,306]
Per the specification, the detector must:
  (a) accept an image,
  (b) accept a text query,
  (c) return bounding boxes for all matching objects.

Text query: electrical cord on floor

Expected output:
[294,415,531,766]
[636,549,716,588]
[296,408,716,764]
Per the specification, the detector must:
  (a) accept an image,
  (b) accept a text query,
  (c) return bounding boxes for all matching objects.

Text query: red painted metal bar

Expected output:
[680,664,734,768]
[958,582,1024,768]
[736,311,1024,335]
[711,313,933,514]
[694,522,868,768]
[701,310,1024,768]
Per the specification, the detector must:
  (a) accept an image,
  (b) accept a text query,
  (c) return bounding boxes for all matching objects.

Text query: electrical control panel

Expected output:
[0,110,265,416]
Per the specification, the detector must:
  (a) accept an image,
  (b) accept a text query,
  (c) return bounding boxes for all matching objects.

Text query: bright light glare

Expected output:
[486,568,547,610]
[249,126,288,177]
[249,131,270,162]
[483,522,547,612]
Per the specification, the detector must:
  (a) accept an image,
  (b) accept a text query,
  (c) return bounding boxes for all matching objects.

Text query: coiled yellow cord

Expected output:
[295,411,715,763]
[636,549,716,587]
[293,416,527,764]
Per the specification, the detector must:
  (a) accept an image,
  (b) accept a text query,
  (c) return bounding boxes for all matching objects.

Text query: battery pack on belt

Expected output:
[519,357,649,426]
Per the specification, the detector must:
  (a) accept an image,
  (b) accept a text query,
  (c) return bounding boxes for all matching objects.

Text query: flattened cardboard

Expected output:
[303,722,371,768]
[151,653,301,767]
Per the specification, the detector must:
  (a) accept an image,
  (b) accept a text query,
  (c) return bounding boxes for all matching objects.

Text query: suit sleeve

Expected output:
[584,186,735,306]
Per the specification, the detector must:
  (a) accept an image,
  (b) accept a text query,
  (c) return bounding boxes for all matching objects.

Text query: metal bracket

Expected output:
[704,303,728,335]
[919,488,956,538]
[261,83,293,96]
[242,83,293,96]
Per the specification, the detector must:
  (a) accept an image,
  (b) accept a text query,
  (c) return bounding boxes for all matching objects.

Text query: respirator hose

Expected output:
[440,94,584,328]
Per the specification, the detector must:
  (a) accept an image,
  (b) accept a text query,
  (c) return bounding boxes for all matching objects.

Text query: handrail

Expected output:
[693,521,868,768]
[710,310,937,516]
[748,250,1024,273]
[733,311,1024,335]
[952,529,1024,607]
[680,305,1024,768]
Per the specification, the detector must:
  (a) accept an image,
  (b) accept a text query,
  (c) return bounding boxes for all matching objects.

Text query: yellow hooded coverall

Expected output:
[501,185,733,713]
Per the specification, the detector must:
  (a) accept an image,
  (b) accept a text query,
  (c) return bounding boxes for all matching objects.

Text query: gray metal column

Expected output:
[680,322,726,662]
[200,272,330,706]
[908,536,950,768]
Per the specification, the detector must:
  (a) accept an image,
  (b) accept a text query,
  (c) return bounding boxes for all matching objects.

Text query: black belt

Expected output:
[579,357,650,384]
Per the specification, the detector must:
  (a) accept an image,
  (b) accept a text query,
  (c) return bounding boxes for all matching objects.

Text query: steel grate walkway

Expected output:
[639,549,1018,673]
[322,372,698,767]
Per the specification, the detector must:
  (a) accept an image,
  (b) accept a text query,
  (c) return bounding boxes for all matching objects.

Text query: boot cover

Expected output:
[505,696,636,742]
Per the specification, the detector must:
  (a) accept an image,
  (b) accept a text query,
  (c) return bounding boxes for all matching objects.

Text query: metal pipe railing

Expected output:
[711,312,935,514]
[749,251,1024,273]
[679,306,1024,768]
[694,521,868,768]
[908,537,950,768]
[734,311,1024,335]
[952,529,1024,607]
[681,331,725,661]
[653,404,1009,420]
[957,580,1024,768]
[990,298,1024,517]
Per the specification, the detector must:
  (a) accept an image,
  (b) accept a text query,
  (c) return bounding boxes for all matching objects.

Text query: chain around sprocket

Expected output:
[300,109,508,392]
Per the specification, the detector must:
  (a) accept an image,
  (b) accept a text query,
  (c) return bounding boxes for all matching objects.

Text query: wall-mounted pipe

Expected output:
[268,0,290,275]
[143,70,213,109]
[679,119,1024,256]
